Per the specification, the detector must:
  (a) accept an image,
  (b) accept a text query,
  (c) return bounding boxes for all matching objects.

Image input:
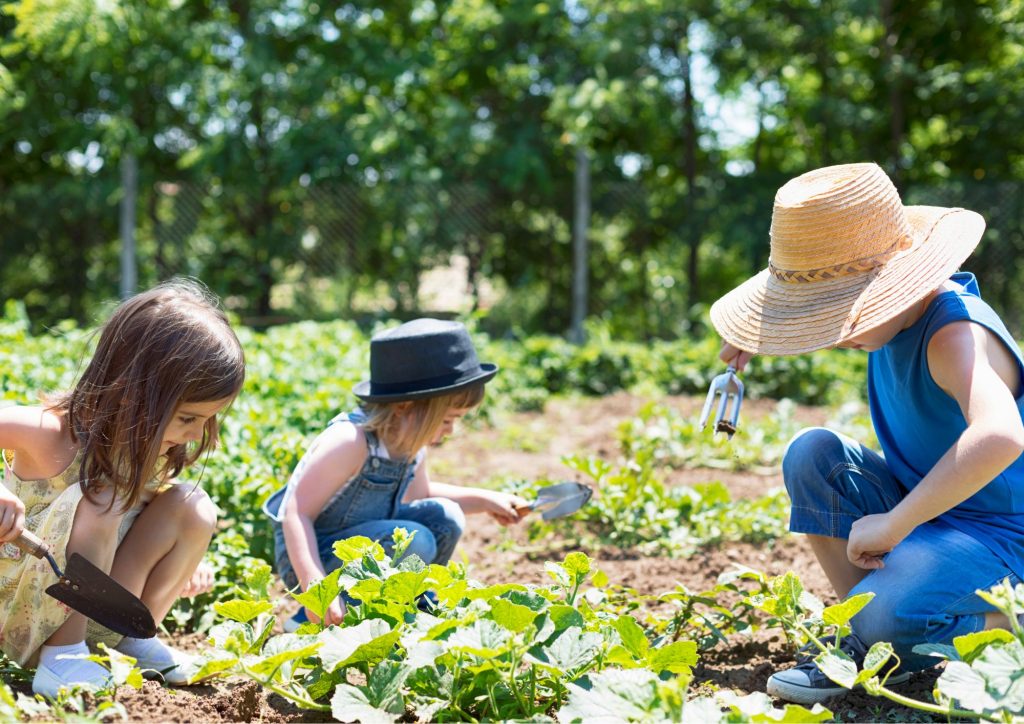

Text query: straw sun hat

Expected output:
[710,163,986,355]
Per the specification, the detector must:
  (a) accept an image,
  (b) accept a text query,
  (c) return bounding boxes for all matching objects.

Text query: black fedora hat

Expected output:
[353,318,498,402]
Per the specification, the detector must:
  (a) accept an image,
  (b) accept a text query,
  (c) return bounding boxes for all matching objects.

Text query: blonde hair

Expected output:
[362,383,486,459]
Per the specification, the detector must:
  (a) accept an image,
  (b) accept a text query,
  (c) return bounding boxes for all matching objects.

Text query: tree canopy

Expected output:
[2,0,1022,336]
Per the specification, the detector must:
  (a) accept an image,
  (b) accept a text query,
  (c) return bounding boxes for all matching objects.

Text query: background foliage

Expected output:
[2,0,1023,338]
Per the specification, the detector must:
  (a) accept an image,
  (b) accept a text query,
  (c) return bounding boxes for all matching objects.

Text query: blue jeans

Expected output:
[275,496,465,591]
[783,427,1019,671]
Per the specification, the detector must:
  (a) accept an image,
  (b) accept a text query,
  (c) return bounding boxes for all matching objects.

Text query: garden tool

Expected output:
[699,365,744,439]
[13,529,157,638]
[515,481,593,520]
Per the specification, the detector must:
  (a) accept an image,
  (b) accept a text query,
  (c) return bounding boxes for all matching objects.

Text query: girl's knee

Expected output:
[434,497,466,537]
[165,485,218,535]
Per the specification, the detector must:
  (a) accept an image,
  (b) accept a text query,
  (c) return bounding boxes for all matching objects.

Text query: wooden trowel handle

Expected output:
[12,530,62,578]
[13,529,50,559]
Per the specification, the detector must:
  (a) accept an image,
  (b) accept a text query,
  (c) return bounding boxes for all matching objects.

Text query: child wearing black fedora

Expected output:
[264,318,529,631]
[711,163,1024,705]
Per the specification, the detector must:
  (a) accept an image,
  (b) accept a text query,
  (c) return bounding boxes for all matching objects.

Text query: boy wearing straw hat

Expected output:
[711,162,1024,705]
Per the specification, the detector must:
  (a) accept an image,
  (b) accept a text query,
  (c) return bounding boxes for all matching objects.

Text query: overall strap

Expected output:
[362,428,386,459]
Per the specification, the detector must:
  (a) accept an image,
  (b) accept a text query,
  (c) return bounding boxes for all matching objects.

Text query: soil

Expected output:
[19,393,949,722]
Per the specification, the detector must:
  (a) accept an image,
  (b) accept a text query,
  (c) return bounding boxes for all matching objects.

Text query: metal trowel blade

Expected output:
[45,553,157,638]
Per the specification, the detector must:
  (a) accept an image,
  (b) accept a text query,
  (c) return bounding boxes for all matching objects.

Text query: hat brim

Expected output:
[353,364,498,403]
[710,206,986,355]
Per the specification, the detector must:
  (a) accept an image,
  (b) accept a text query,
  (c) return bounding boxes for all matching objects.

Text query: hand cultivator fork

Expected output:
[699,365,744,439]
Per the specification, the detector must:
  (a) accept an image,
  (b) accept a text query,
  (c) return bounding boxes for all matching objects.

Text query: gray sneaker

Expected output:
[767,634,912,705]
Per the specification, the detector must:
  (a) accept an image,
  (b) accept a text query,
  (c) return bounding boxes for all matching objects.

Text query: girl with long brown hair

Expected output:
[0,278,245,697]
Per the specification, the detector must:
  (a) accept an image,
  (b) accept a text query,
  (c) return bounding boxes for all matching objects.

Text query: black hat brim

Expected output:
[353,364,498,403]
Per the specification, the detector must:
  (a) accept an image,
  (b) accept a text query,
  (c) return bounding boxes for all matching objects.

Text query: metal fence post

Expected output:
[570,145,590,344]
[120,151,138,298]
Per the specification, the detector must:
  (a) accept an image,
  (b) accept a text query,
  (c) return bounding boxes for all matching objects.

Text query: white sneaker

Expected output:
[32,659,111,699]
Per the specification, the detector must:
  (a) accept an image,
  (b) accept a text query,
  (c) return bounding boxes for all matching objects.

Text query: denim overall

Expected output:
[264,412,465,591]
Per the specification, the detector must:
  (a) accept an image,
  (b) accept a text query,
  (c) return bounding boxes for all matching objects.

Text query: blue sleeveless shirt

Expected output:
[868,272,1024,577]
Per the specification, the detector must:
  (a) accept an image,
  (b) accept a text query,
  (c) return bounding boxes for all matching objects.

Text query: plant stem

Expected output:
[506,648,531,716]
[486,682,499,718]
[869,683,996,721]
[794,621,828,652]
[239,665,329,711]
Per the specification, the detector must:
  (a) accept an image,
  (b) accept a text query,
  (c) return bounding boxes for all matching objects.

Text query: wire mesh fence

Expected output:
[14,174,1023,337]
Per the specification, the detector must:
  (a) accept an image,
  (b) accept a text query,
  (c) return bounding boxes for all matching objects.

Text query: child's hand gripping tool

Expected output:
[699,365,744,439]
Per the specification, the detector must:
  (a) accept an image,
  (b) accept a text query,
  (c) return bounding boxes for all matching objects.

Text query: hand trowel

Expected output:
[515,481,594,520]
[13,529,157,638]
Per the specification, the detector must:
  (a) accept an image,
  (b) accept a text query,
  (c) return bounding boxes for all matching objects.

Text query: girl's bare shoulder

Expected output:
[302,418,367,470]
[0,405,76,478]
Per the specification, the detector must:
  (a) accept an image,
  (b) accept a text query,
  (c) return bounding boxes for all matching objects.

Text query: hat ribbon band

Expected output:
[369,368,482,395]
[769,233,914,283]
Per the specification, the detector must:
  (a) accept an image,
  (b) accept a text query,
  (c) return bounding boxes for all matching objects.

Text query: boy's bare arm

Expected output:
[848,321,1024,567]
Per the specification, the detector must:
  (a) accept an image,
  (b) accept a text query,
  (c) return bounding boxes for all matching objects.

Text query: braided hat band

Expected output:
[767,234,913,283]
[710,163,985,356]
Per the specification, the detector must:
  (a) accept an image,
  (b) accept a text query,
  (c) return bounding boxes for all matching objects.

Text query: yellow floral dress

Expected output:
[0,450,160,666]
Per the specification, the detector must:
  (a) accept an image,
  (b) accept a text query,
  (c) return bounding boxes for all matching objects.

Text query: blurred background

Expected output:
[1,0,1022,340]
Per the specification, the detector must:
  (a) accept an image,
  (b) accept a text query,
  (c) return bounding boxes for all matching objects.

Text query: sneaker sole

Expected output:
[767,670,913,706]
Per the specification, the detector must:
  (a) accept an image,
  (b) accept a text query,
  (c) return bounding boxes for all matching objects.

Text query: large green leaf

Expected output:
[717,691,833,722]
[447,619,513,659]
[331,685,398,724]
[557,669,659,723]
[547,604,586,632]
[332,537,386,564]
[319,619,402,673]
[293,568,344,621]
[815,649,857,689]
[649,640,698,675]
[968,639,1024,711]
[381,570,430,605]
[613,615,649,660]
[936,661,1000,713]
[490,598,538,634]
[953,629,1016,664]
[214,599,274,624]
[181,650,239,683]
[247,634,322,680]
[528,626,603,673]
[822,593,873,627]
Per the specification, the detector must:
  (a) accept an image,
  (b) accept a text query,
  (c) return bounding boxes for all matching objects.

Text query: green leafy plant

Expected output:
[189,537,768,721]
[749,570,1024,722]
[515,453,789,557]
